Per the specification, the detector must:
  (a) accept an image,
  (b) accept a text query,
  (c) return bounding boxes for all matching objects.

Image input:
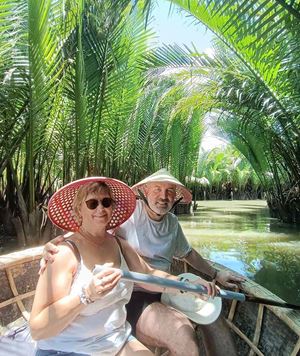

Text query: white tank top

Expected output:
[37,240,133,355]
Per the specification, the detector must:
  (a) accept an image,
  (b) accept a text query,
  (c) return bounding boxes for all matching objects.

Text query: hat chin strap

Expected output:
[137,189,183,216]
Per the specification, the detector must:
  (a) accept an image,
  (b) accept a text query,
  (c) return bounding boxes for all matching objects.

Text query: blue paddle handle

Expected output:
[120,270,246,302]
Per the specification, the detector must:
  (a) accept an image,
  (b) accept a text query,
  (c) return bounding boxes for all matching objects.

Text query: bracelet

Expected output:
[211,269,218,280]
[79,287,94,305]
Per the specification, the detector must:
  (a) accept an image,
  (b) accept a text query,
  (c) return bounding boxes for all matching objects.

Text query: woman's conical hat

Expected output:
[48,177,136,231]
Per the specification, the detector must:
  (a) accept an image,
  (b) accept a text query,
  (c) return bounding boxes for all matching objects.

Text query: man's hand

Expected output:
[191,277,220,298]
[216,270,245,289]
[39,235,65,274]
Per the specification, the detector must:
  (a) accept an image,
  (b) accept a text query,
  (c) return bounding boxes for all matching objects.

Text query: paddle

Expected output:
[120,270,300,310]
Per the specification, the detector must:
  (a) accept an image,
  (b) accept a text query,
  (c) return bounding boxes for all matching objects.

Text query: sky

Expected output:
[150,1,212,52]
[150,2,225,151]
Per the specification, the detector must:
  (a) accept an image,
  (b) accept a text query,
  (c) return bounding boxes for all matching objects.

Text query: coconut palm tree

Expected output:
[0,0,207,246]
[0,0,155,245]
[143,0,300,222]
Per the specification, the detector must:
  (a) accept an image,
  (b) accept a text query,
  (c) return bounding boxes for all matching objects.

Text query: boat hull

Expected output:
[171,259,300,356]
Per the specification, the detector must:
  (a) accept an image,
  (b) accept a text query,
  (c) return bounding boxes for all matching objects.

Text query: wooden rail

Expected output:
[0,247,42,332]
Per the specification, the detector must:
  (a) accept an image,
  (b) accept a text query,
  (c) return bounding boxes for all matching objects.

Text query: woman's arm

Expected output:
[30,245,85,340]
[30,243,122,340]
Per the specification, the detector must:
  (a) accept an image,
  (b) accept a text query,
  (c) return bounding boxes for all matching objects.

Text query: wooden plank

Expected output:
[249,304,264,356]
[0,290,35,309]
[228,299,238,322]
[226,319,264,356]
[0,247,43,270]
[291,337,300,356]
[6,268,28,318]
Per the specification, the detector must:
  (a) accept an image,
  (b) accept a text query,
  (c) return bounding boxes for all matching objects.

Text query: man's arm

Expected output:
[118,238,218,297]
[183,248,217,278]
[183,248,245,289]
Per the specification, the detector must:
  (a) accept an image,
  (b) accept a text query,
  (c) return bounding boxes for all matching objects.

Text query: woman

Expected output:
[30,177,217,356]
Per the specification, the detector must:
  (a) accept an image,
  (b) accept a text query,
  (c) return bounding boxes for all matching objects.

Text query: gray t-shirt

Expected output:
[117,200,192,272]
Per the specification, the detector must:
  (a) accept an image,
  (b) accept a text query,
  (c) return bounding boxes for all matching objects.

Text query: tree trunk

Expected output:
[11,217,26,247]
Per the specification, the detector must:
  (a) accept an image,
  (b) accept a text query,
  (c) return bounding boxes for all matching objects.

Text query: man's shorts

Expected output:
[126,291,162,336]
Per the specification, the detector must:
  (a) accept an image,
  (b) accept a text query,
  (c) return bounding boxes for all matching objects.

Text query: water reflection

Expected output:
[178,200,300,305]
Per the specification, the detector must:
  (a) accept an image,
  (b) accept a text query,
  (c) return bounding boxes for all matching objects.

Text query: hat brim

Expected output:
[161,273,222,325]
[132,170,192,204]
[48,177,136,231]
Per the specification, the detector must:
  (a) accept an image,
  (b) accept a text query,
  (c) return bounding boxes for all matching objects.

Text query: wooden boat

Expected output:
[0,247,299,356]
[171,260,300,356]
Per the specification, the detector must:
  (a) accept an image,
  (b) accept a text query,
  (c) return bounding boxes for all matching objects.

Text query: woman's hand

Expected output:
[39,236,65,274]
[84,267,122,301]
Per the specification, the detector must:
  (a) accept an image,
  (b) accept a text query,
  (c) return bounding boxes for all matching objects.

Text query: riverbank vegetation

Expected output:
[0,0,299,249]
[189,146,263,202]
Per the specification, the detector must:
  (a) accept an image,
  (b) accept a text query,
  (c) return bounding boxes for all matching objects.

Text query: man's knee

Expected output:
[136,302,199,355]
[137,302,192,334]
[169,324,199,356]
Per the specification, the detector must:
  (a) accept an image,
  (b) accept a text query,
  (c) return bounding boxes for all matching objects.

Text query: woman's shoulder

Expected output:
[50,240,79,272]
[57,241,77,254]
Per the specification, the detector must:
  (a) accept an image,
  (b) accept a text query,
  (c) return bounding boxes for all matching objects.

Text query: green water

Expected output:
[178,200,300,306]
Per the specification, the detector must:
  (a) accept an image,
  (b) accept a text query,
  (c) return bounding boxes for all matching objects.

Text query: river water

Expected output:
[178,200,300,306]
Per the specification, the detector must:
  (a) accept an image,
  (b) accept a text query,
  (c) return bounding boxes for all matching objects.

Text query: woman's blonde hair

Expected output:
[72,182,113,224]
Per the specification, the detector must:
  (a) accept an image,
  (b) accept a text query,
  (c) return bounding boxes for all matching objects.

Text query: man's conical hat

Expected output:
[132,168,192,204]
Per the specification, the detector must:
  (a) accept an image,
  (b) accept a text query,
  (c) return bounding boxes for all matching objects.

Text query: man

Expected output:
[42,169,245,356]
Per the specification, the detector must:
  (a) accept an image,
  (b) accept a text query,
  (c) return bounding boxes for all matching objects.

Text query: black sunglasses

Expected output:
[85,198,114,210]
